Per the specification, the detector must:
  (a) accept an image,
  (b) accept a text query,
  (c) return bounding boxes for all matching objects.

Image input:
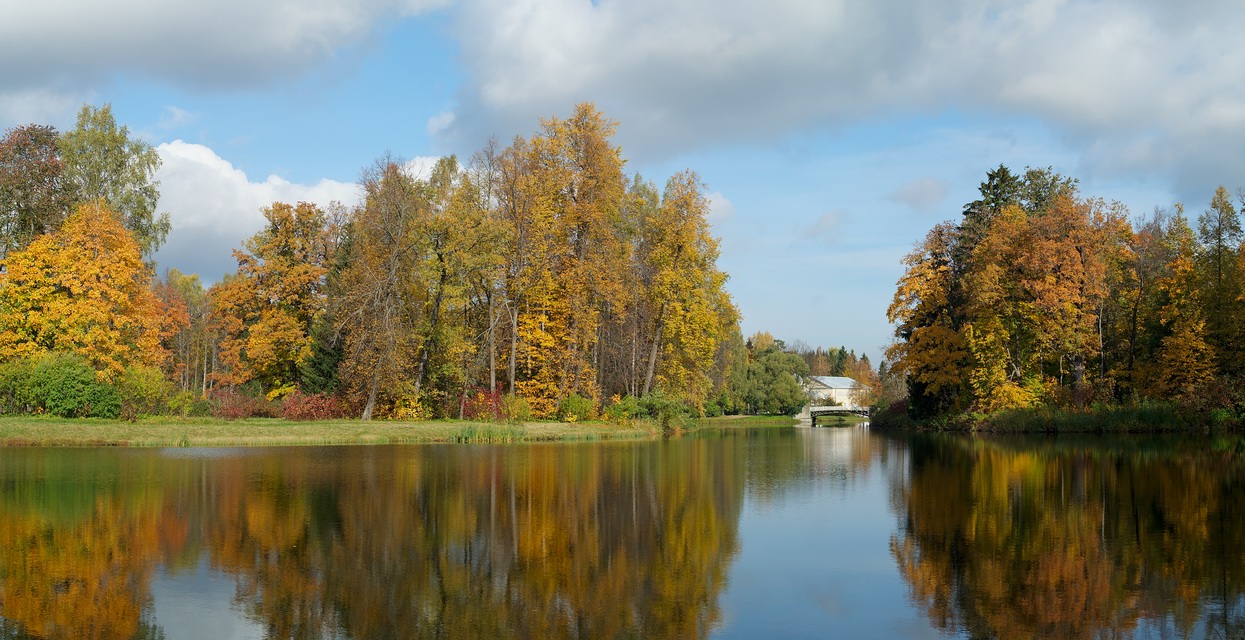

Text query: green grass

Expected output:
[0,415,657,447]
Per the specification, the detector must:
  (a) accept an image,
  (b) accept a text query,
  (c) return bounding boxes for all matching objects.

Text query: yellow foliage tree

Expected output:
[210,201,333,396]
[510,103,629,416]
[643,171,737,409]
[1150,215,1215,400]
[0,201,170,378]
[886,222,967,414]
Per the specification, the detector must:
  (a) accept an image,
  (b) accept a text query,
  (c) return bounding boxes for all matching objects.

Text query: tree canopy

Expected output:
[888,165,1245,418]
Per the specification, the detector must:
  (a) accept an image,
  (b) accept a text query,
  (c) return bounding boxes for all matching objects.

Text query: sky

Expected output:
[4,0,1244,362]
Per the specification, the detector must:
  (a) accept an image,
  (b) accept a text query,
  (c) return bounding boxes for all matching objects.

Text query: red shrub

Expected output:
[462,386,504,420]
[281,390,348,421]
[210,387,279,420]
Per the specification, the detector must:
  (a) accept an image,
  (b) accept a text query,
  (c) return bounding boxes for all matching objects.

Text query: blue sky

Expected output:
[4,0,1243,361]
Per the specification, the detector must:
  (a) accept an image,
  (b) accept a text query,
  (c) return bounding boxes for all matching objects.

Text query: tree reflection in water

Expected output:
[888,434,1245,639]
[0,438,747,639]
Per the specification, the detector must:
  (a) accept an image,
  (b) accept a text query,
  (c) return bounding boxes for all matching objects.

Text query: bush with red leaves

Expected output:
[281,390,349,421]
[210,387,279,420]
[462,386,505,420]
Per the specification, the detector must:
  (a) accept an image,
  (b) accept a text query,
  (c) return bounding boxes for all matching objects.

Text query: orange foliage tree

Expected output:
[0,201,172,378]
[210,201,334,396]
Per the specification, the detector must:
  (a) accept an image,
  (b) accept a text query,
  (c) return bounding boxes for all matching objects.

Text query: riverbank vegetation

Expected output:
[0,414,782,447]
[0,103,851,430]
[882,164,1245,432]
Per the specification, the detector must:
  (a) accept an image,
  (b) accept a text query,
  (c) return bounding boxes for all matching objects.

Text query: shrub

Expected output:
[558,394,594,423]
[281,390,348,421]
[168,391,214,417]
[604,394,641,423]
[463,386,505,421]
[210,387,278,420]
[30,352,120,418]
[502,394,532,423]
[387,393,427,421]
[117,365,174,419]
[0,358,36,415]
[638,391,695,430]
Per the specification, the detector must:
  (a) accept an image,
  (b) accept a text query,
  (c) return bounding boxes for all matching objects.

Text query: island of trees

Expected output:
[0,102,862,424]
[883,165,1245,430]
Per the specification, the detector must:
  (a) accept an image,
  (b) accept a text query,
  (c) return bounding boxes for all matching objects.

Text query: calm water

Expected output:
[1,426,1244,639]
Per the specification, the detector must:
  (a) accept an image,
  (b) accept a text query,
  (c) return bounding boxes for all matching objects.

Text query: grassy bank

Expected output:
[0,416,660,447]
[871,401,1243,434]
[0,412,806,448]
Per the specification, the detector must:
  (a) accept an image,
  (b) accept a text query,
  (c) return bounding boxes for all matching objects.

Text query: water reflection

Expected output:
[8,429,1245,639]
[887,433,1245,639]
[0,440,746,639]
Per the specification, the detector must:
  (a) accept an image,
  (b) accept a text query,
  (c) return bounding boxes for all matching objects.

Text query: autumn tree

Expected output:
[886,222,967,417]
[0,124,75,257]
[889,165,1159,415]
[0,201,171,378]
[154,269,215,394]
[334,159,422,418]
[1150,212,1215,399]
[1197,186,1243,374]
[59,103,169,257]
[504,103,629,416]
[634,170,737,408]
[210,202,334,396]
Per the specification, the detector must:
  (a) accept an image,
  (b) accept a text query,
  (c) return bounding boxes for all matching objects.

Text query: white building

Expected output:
[806,376,864,408]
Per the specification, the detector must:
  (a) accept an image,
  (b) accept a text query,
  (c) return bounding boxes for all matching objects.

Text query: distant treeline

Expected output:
[0,102,865,421]
[887,164,1245,426]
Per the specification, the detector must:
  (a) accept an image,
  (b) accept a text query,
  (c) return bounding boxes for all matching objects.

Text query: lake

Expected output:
[1,425,1243,639]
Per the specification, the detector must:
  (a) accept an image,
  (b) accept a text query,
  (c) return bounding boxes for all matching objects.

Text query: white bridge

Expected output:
[797,403,870,425]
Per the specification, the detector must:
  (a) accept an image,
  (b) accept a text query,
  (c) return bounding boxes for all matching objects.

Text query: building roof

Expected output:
[809,376,861,389]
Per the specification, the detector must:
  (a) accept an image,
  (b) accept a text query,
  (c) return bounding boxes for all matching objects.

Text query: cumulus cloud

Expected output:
[437,0,1245,195]
[152,141,359,280]
[0,0,449,106]
[706,191,735,223]
[887,178,948,213]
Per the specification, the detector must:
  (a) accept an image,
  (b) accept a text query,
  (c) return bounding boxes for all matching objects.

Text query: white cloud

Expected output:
[403,156,442,179]
[426,111,456,138]
[0,89,86,129]
[153,141,359,280]
[437,0,1245,195]
[706,191,735,223]
[0,0,450,111]
[887,178,948,213]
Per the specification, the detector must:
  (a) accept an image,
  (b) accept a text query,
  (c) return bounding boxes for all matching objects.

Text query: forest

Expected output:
[0,102,860,422]
[886,165,1245,425]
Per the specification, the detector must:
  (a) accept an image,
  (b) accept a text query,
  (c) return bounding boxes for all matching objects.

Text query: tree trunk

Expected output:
[414,251,450,395]
[508,305,519,395]
[362,372,379,420]
[1070,353,1088,409]
[488,290,497,390]
[643,318,663,396]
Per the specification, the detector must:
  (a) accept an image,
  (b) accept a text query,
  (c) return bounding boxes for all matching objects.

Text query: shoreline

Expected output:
[0,414,793,448]
[870,402,1243,434]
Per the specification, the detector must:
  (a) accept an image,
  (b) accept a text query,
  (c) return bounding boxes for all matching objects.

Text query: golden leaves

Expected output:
[0,201,170,378]
[210,201,332,392]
